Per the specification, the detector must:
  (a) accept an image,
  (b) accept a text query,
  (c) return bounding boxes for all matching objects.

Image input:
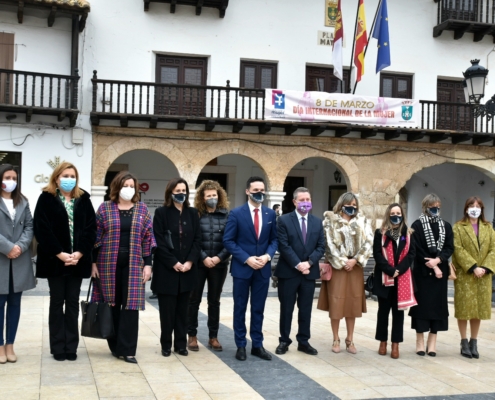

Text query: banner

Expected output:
[265,89,419,128]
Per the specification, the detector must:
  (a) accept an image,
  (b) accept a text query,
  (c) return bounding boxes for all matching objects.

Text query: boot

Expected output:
[378,341,387,356]
[208,338,223,351]
[469,338,479,359]
[460,339,472,358]
[391,343,399,359]
[187,336,199,352]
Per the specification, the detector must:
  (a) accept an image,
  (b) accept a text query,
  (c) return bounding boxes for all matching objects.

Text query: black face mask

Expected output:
[172,193,186,204]
[249,192,265,204]
[390,215,402,225]
[428,207,440,217]
[342,206,357,216]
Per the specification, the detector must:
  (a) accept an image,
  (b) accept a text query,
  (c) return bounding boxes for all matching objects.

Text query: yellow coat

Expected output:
[452,220,495,320]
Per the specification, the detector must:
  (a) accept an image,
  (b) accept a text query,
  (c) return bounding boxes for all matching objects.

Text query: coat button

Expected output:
[183,221,187,225]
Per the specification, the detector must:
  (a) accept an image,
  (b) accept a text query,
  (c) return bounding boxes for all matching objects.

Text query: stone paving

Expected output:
[4,276,495,400]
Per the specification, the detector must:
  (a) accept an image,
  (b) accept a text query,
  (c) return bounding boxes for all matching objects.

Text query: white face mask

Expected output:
[467,207,481,219]
[1,180,17,193]
[120,187,135,201]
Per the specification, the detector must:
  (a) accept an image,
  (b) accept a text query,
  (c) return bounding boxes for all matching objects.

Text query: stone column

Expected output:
[266,191,286,210]
[189,189,197,206]
[91,186,108,210]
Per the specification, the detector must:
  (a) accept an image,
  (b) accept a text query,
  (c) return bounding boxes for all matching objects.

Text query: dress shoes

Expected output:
[5,345,16,363]
[123,356,138,364]
[251,346,272,361]
[149,293,158,299]
[161,349,171,357]
[175,348,188,356]
[235,347,247,361]
[275,342,290,355]
[297,343,318,355]
[66,353,77,361]
[378,341,387,356]
[208,338,223,351]
[53,353,66,361]
[188,336,199,351]
[111,351,119,358]
[391,343,399,359]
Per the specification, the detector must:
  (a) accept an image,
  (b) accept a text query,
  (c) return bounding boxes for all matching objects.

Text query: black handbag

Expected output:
[80,278,115,339]
[365,272,374,293]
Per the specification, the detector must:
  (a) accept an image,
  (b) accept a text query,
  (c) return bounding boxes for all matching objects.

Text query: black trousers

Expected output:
[47,275,83,355]
[375,287,404,343]
[278,275,316,345]
[188,266,228,338]
[107,251,139,356]
[158,291,190,350]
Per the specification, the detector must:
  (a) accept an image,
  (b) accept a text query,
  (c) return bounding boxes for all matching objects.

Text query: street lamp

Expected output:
[462,59,495,119]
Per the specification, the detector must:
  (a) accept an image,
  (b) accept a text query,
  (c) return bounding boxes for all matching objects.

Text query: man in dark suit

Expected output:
[223,176,278,361]
[274,187,325,355]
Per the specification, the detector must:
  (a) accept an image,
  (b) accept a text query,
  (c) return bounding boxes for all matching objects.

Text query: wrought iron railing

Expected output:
[0,69,79,110]
[436,0,495,24]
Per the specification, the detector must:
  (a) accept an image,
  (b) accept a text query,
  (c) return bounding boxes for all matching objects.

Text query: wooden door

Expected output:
[306,66,349,93]
[437,79,473,131]
[0,33,14,104]
[155,55,207,116]
[282,176,305,214]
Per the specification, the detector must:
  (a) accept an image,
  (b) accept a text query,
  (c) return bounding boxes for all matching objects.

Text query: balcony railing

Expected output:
[434,0,495,41]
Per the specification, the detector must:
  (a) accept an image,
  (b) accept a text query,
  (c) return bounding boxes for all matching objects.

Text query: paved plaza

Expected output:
[4,276,495,400]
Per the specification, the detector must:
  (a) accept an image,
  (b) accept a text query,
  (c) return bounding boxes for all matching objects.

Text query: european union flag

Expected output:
[372,0,391,73]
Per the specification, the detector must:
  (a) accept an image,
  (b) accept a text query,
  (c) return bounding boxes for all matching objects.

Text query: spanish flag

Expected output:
[332,0,344,81]
[354,0,368,82]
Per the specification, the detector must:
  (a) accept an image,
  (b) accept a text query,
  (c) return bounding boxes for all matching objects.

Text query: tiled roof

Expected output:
[30,0,90,11]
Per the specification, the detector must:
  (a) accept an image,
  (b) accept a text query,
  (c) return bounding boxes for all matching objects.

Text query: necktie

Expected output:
[301,217,307,244]
[254,208,260,239]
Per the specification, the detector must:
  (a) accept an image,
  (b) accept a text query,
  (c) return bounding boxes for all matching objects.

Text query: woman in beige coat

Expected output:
[318,192,373,354]
[453,196,495,359]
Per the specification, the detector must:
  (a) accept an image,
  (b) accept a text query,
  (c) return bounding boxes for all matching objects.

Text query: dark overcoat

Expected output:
[33,190,96,278]
[151,205,201,295]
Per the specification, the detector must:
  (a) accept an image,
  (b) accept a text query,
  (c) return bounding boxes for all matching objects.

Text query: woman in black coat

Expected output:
[187,180,230,352]
[408,194,454,357]
[152,178,201,357]
[33,162,96,361]
[373,203,415,360]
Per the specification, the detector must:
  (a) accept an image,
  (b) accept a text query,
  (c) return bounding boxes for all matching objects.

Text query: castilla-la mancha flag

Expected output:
[332,0,344,81]
[354,0,368,82]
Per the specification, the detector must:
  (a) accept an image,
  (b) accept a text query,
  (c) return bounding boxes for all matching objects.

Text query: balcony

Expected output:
[143,0,229,17]
[433,0,495,41]
[0,69,80,126]
[90,72,495,146]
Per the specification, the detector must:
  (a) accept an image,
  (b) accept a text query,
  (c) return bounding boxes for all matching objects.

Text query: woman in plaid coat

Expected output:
[92,171,156,364]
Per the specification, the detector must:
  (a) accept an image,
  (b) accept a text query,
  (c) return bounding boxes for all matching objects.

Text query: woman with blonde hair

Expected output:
[187,180,230,351]
[453,196,495,359]
[317,192,373,354]
[33,162,96,361]
[372,203,416,359]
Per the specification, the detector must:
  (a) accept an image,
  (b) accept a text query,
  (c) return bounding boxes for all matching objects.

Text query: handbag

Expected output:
[365,272,374,293]
[319,263,332,281]
[448,262,457,280]
[80,278,115,340]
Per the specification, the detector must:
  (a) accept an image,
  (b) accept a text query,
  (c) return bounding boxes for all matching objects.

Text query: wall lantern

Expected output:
[334,169,342,183]
[463,59,495,119]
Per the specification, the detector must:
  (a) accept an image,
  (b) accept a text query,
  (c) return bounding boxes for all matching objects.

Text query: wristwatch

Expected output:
[265,253,271,262]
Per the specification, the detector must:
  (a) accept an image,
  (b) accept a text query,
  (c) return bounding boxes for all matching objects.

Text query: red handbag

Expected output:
[320,263,332,281]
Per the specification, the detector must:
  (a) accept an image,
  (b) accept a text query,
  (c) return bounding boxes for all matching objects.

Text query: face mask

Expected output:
[278,210,283,215]
[390,215,402,225]
[249,192,265,204]
[172,193,186,204]
[428,207,440,217]
[205,198,218,209]
[120,187,135,201]
[467,207,481,218]
[297,201,312,214]
[342,206,357,216]
[59,178,76,192]
[1,180,17,193]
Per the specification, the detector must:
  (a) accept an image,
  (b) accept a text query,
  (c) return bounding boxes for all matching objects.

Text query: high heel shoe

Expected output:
[460,339,472,359]
[331,339,340,353]
[416,335,425,356]
[0,346,6,364]
[345,339,357,354]
[5,344,15,363]
[426,333,437,357]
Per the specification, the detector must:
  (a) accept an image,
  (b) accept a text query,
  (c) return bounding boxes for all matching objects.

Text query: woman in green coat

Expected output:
[453,196,495,359]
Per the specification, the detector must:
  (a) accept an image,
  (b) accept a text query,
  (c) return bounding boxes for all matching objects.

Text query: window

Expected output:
[306,66,349,93]
[380,74,413,99]
[155,55,207,116]
[0,33,14,104]
[436,79,472,131]
[240,61,277,92]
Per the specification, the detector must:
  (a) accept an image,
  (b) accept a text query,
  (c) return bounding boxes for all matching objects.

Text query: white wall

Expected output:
[405,163,495,225]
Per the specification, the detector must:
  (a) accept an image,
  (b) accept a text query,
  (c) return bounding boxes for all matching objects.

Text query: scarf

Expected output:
[419,213,445,255]
[381,233,417,310]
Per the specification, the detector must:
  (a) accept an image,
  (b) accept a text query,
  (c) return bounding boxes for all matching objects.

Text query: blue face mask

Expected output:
[428,207,440,217]
[390,215,402,225]
[172,193,187,204]
[342,206,357,216]
[249,192,265,204]
[59,178,76,192]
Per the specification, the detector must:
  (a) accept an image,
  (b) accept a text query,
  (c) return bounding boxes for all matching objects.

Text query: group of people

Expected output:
[0,162,492,365]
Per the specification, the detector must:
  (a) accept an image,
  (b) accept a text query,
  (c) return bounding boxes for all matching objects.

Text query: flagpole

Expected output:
[347,0,361,93]
[352,0,383,94]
